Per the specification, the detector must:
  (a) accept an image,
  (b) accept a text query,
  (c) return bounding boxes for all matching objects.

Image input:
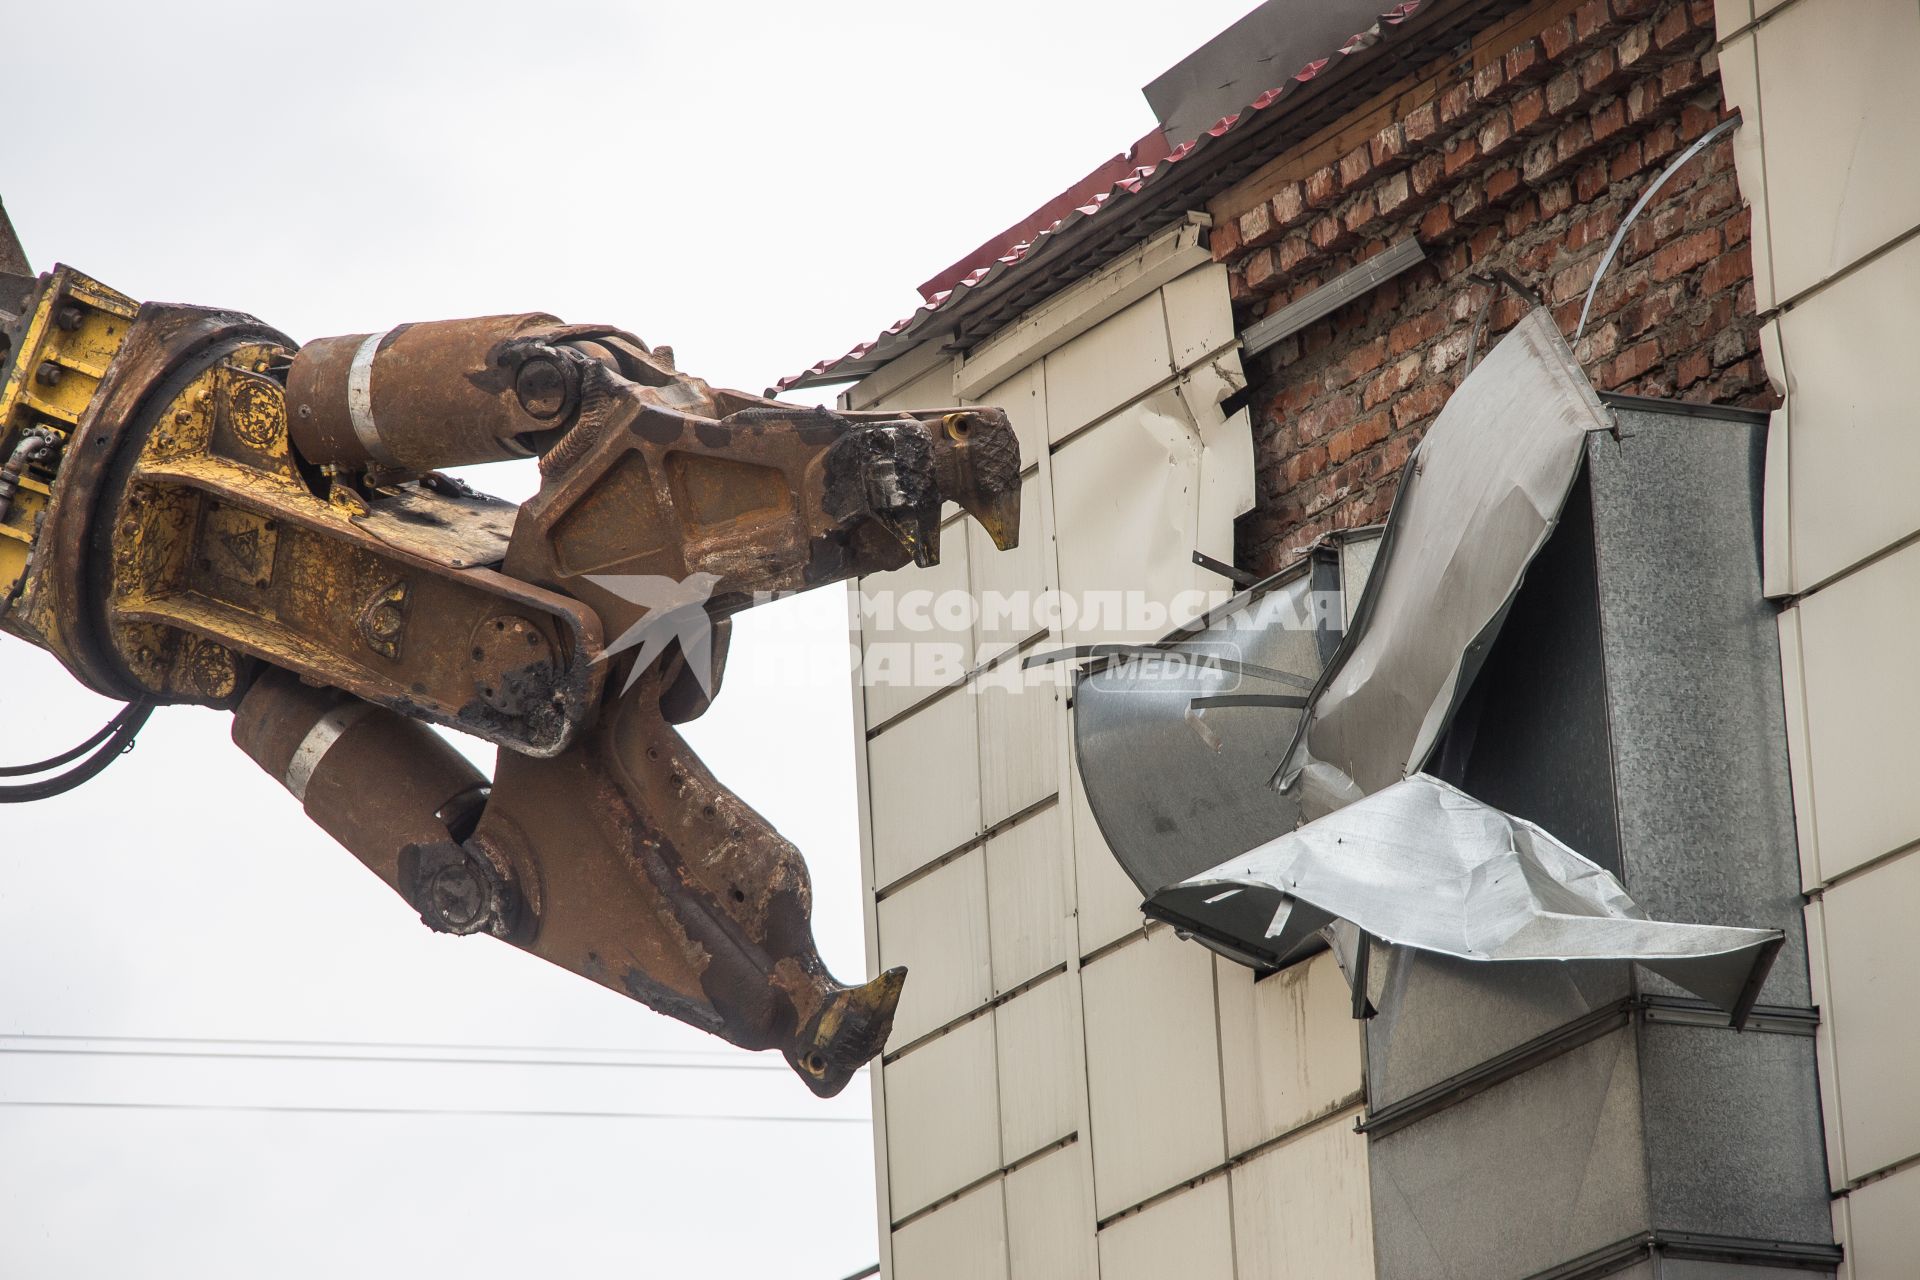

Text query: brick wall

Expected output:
[1209,0,1771,573]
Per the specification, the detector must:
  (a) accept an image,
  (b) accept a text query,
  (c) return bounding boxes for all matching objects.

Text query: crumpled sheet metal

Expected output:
[1073,558,1331,901]
[1276,307,1612,815]
[1141,312,1784,1021]
[1153,775,1783,1021]
[1070,530,1377,971]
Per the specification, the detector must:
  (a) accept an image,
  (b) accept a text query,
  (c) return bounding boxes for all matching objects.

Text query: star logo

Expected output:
[586,573,723,697]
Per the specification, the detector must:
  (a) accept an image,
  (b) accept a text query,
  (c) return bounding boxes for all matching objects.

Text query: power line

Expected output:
[0,1031,763,1058]
[0,1099,870,1124]
[0,1043,800,1072]
[0,1032,867,1078]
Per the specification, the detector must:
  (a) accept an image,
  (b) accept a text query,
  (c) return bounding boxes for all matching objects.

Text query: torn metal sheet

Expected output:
[1071,530,1380,911]
[1276,307,1613,816]
[1151,775,1783,1023]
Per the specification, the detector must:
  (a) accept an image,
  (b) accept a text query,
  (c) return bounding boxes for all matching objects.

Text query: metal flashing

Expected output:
[1359,995,1821,1139]
[1596,389,1771,425]
[1276,306,1615,812]
[1160,775,1784,1023]
[1240,236,1428,357]
[1523,1230,1842,1279]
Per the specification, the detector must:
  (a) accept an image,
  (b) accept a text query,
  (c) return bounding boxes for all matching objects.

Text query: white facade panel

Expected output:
[1776,233,1920,589]
[1814,849,1920,1179]
[1716,33,1776,312]
[1711,0,1751,38]
[1718,0,1920,1240]
[1004,1144,1097,1280]
[890,1179,1009,1280]
[878,360,963,413]
[1042,293,1173,444]
[851,254,1257,1279]
[1052,391,1209,645]
[1800,898,1848,1187]
[1840,1159,1920,1278]
[1776,607,1823,895]
[975,665,1062,833]
[1161,260,1238,371]
[1228,1110,1374,1280]
[885,1015,1003,1218]
[968,470,1052,659]
[983,804,1071,995]
[1081,929,1226,1217]
[1068,753,1147,956]
[868,691,982,890]
[1748,0,1920,303]
[1787,538,1920,882]
[1829,1195,1854,1280]
[1216,950,1367,1154]
[877,847,992,1046]
[1096,1179,1234,1280]
[994,971,1083,1160]
[861,517,974,729]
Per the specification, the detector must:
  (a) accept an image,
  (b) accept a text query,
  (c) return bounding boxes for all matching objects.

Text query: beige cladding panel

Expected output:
[994,971,1083,1160]
[1229,1111,1374,1280]
[868,690,982,889]
[1785,538,1920,881]
[889,1179,1008,1280]
[1815,850,1920,1180]
[1051,391,1209,646]
[876,848,992,1047]
[1842,1159,1920,1276]
[968,469,1052,657]
[975,669,1062,834]
[1776,234,1920,591]
[1096,1179,1234,1280]
[849,257,1269,1278]
[861,517,974,729]
[1081,929,1226,1217]
[1716,32,1776,313]
[1161,260,1238,371]
[983,805,1071,995]
[1748,0,1920,304]
[884,1015,1002,1218]
[1042,293,1173,444]
[1004,1144,1097,1280]
[1216,950,1367,1154]
[1068,749,1148,955]
[878,359,962,412]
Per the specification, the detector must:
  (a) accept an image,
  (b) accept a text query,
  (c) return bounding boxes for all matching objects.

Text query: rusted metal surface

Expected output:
[4,281,1022,1094]
[473,653,906,1094]
[351,474,516,570]
[504,335,1020,634]
[286,314,564,471]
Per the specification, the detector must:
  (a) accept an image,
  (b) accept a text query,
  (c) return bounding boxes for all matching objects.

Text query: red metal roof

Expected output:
[915,130,1175,305]
[776,1,1426,394]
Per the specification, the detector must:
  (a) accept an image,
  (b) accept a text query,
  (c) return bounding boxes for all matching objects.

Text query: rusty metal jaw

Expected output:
[231,658,902,1095]
[23,292,1021,1091]
[469,658,902,1095]
[503,350,1023,640]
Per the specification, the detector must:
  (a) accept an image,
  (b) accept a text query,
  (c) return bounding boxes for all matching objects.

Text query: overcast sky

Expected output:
[0,3,1257,1276]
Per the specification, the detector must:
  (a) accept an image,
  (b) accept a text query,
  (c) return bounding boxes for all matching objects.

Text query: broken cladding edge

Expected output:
[1076,310,1785,1024]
